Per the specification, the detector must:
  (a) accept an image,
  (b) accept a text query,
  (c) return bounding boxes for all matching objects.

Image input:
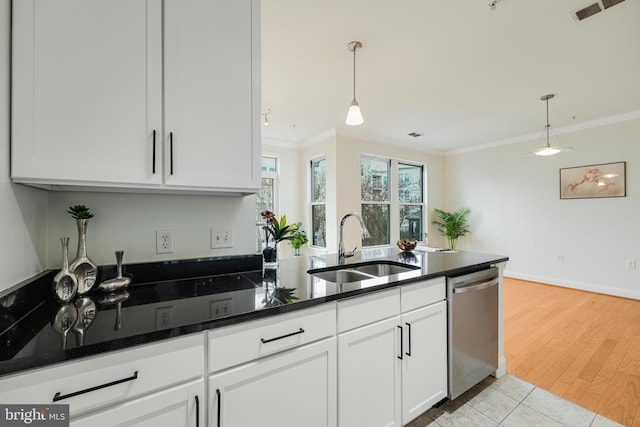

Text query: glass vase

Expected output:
[262,240,278,269]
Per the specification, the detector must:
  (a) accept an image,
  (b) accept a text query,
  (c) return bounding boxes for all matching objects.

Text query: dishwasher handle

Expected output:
[452,277,498,294]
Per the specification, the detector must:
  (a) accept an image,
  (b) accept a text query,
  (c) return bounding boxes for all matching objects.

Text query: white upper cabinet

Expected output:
[163,0,261,192]
[11,0,260,194]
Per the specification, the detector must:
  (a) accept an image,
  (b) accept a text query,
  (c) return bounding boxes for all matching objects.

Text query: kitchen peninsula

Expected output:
[0,248,508,426]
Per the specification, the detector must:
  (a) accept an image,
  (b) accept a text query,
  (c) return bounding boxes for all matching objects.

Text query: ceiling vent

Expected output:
[407,132,423,138]
[571,0,625,21]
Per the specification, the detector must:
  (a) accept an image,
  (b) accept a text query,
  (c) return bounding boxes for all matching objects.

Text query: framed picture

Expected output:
[560,161,626,199]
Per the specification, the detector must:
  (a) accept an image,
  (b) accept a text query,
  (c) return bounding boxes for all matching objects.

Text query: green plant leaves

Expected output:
[431,207,471,250]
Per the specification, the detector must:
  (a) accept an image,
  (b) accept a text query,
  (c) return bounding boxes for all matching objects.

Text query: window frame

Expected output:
[255,155,280,252]
[309,156,327,249]
[360,155,426,247]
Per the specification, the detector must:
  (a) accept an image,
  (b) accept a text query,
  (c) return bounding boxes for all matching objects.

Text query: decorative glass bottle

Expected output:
[69,218,98,294]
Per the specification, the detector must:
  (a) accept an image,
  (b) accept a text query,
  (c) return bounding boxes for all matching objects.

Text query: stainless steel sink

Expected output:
[309,269,374,284]
[308,261,420,284]
[351,263,418,277]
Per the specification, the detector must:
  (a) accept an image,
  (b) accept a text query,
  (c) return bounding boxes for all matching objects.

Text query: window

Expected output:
[310,158,326,248]
[361,156,425,247]
[256,156,278,251]
[361,156,390,246]
[398,163,424,241]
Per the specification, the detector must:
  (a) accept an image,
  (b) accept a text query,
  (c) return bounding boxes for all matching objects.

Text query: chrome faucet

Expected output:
[338,213,371,263]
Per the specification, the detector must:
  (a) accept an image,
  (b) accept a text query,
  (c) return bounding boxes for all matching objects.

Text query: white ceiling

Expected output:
[260,0,640,153]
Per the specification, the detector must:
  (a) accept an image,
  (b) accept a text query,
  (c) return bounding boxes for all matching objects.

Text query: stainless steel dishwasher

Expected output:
[447,267,499,400]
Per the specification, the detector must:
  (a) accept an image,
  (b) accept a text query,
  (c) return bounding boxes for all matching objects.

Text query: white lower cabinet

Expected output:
[71,378,204,427]
[401,301,447,424]
[338,316,402,427]
[209,337,337,427]
[337,279,448,427]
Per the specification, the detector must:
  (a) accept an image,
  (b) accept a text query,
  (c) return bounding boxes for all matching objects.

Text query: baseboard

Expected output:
[504,270,640,300]
[494,356,507,378]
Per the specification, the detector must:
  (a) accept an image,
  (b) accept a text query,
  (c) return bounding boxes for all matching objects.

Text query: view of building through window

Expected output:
[310,158,327,248]
[361,156,425,247]
[256,156,278,252]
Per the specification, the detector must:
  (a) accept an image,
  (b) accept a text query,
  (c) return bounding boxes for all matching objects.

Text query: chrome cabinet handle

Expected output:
[405,322,412,357]
[397,325,403,360]
[216,389,221,427]
[52,371,138,402]
[170,132,174,175]
[260,328,304,344]
[194,395,200,427]
[152,129,156,174]
[452,278,498,294]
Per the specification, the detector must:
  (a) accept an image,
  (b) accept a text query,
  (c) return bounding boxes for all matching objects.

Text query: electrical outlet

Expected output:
[155,306,173,329]
[156,230,174,254]
[626,259,637,270]
[210,299,233,318]
[211,227,233,249]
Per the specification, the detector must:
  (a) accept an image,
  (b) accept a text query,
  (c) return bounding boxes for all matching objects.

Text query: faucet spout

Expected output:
[338,213,370,262]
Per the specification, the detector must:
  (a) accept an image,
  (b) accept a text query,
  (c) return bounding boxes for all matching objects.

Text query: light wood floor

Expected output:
[504,277,640,427]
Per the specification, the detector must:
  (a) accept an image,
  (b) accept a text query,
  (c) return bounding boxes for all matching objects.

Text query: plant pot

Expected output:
[69,218,98,295]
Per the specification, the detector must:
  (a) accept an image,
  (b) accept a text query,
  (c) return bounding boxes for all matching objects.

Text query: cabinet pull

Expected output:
[260,328,305,344]
[405,322,412,357]
[397,325,403,360]
[216,389,221,427]
[52,371,138,402]
[170,131,174,175]
[152,129,156,174]
[195,395,200,427]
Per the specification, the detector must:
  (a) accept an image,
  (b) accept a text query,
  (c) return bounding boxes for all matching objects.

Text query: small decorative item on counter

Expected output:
[73,297,96,346]
[261,210,299,267]
[290,226,308,256]
[98,250,132,292]
[396,239,417,252]
[52,237,78,302]
[67,205,98,294]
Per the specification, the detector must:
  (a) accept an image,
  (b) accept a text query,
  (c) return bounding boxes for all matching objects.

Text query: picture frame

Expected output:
[560,161,626,199]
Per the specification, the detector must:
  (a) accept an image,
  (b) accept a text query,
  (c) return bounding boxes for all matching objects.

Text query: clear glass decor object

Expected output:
[52,237,78,303]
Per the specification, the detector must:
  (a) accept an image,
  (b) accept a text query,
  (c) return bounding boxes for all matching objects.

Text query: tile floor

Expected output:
[406,375,624,427]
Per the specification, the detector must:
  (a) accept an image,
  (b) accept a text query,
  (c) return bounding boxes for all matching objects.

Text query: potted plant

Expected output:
[261,211,298,266]
[290,227,308,256]
[431,207,471,251]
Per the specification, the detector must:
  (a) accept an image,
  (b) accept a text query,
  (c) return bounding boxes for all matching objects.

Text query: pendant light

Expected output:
[345,41,364,126]
[527,94,574,156]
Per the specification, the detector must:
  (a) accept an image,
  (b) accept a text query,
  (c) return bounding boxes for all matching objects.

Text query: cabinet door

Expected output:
[12,0,163,187]
[338,317,402,427]
[164,0,261,192]
[209,338,336,427]
[401,301,447,425]
[71,379,204,427]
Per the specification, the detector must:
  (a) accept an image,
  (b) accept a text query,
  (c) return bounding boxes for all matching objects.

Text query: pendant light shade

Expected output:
[346,41,364,126]
[527,94,574,156]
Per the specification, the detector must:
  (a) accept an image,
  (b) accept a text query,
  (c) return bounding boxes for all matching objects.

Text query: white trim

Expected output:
[445,109,640,156]
[262,137,300,149]
[504,269,640,300]
[300,128,337,148]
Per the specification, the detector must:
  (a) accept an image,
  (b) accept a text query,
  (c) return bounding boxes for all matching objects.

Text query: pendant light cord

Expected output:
[545,97,551,147]
[353,46,357,100]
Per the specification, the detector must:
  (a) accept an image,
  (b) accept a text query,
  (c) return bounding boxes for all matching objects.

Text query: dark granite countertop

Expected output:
[0,248,507,378]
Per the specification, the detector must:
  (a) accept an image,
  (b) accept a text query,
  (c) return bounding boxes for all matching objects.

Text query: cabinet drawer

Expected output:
[337,288,400,333]
[0,333,204,418]
[209,303,336,373]
[401,277,445,313]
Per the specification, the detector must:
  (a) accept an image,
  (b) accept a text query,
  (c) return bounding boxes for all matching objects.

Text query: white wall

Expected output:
[46,191,257,269]
[444,118,640,298]
[0,0,49,293]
